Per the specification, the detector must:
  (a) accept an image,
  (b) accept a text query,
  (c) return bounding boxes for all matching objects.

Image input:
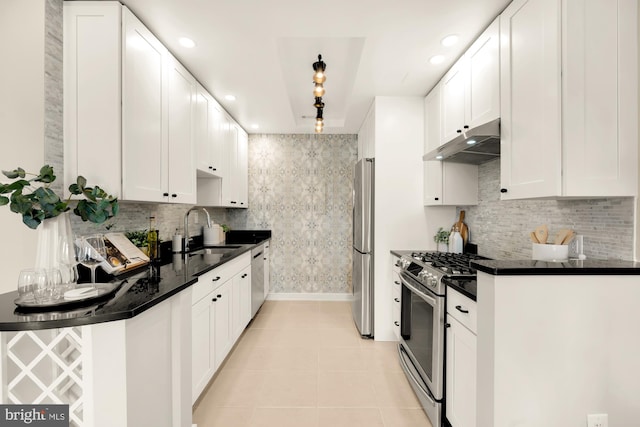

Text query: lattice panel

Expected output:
[2,328,84,426]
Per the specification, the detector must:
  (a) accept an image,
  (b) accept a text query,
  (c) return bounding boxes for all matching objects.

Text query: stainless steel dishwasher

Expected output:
[250,245,265,318]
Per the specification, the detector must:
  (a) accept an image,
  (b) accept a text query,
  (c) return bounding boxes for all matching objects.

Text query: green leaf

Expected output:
[6,180,30,192]
[0,196,8,206]
[34,187,60,205]
[3,168,25,179]
[33,165,55,183]
[112,200,119,216]
[76,176,87,189]
[9,192,32,215]
[22,214,40,229]
[68,183,81,195]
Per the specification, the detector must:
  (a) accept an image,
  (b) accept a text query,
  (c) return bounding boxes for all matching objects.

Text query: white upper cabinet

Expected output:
[561,0,637,197]
[236,128,249,207]
[499,0,562,200]
[196,86,225,179]
[424,83,478,206]
[441,18,500,145]
[166,55,197,204]
[500,0,637,199]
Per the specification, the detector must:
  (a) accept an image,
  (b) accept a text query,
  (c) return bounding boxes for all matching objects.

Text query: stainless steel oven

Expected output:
[398,268,445,427]
[397,251,484,427]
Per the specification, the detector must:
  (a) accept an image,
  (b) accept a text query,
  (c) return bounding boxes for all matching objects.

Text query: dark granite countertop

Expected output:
[0,233,271,331]
[471,258,640,276]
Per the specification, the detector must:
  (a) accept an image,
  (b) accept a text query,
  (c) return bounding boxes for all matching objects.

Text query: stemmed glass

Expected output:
[59,235,78,289]
[77,234,106,284]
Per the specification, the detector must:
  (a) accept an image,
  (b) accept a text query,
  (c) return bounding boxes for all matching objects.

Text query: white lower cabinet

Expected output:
[191,252,251,403]
[446,288,477,427]
[391,255,401,340]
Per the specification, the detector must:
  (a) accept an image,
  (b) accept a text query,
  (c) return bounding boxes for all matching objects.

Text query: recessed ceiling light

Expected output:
[436,155,444,160]
[224,95,236,101]
[429,55,445,65]
[466,139,477,145]
[441,35,459,47]
[178,37,196,48]
[250,124,259,129]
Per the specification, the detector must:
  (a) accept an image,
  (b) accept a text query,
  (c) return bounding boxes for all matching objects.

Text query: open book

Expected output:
[101,232,150,275]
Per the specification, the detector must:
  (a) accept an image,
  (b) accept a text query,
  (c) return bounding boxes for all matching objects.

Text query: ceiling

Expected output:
[118,0,512,134]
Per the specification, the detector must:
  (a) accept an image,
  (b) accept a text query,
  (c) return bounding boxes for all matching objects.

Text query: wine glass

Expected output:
[77,234,106,284]
[31,270,52,304]
[47,268,63,300]
[59,235,79,291]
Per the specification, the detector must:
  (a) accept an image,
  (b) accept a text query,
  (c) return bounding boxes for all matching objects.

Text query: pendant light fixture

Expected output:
[312,54,326,133]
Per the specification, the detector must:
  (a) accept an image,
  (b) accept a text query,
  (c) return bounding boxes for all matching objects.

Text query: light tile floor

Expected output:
[192,301,433,427]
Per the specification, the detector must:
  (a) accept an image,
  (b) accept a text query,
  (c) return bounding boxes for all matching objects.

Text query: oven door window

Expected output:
[402,286,434,383]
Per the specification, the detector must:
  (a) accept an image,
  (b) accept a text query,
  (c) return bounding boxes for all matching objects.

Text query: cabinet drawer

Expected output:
[392,271,402,294]
[192,252,251,304]
[392,256,401,273]
[447,288,477,334]
[392,306,401,339]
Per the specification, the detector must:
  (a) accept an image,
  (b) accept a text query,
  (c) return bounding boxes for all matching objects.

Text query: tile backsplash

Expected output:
[458,158,634,260]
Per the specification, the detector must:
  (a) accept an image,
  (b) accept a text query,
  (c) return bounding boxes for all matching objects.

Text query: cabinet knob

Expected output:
[394,298,400,302]
[217,294,222,298]
[212,276,221,282]
[463,125,469,129]
[230,201,237,204]
[394,281,400,285]
[500,188,508,193]
[394,321,400,326]
[434,197,439,201]
[208,166,213,169]
[456,129,462,133]
[212,168,217,171]
[445,323,451,328]
[241,273,247,278]
[171,194,177,198]
[163,192,169,197]
[212,298,217,302]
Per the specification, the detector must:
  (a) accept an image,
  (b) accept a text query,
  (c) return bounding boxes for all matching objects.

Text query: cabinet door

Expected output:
[222,122,239,206]
[424,83,442,154]
[195,85,213,176]
[263,243,270,297]
[213,280,232,369]
[237,128,249,208]
[500,0,562,200]
[440,58,468,144]
[562,0,637,197]
[63,2,122,199]
[423,161,444,206]
[446,316,477,427]
[167,56,196,204]
[358,102,375,159]
[210,102,225,178]
[191,295,214,403]
[466,18,500,129]
[121,8,168,202]
[232,266,251,338]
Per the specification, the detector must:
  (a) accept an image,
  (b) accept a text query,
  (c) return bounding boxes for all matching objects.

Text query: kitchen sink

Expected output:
[187,246,241,256]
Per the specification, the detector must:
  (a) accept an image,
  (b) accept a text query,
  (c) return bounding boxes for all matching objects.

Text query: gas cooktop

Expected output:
[408,251,487,276]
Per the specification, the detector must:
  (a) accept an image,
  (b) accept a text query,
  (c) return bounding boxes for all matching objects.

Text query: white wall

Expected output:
[372,97,454,341]
[0,0,46,294]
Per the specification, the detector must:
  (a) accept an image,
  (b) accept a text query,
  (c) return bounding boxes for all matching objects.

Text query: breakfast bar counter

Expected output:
[0,243,259,427]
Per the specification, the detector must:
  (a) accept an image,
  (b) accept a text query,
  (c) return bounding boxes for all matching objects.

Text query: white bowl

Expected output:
[532,243,569,261]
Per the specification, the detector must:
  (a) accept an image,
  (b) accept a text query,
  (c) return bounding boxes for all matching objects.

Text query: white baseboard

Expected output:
[266,293,353,302]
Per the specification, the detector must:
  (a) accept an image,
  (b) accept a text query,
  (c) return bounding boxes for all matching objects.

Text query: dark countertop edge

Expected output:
[0,238,272,332]
[472,259,640,276]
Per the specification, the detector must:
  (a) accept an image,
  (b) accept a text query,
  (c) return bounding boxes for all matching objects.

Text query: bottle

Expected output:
[172,228,182,253]
[451,226,463,254]
[147,216,158,260]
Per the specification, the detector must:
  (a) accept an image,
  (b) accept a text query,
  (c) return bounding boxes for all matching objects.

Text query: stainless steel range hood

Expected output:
[423,118,500,165]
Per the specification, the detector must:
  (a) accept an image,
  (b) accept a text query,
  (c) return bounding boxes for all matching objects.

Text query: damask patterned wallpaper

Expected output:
[228,134,358,295]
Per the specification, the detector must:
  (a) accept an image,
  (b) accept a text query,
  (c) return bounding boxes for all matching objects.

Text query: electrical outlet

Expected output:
[568,234,583,258]
[587,413,608,427]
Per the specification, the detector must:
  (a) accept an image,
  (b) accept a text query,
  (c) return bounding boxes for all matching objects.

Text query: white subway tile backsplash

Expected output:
[458,159,634,260]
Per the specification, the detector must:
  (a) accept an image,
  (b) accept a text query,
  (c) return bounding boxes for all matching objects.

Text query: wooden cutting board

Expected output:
[452,210,469,245]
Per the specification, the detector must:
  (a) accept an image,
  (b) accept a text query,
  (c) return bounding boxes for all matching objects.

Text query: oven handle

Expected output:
[398,344,437,405]
[399,271,437,306]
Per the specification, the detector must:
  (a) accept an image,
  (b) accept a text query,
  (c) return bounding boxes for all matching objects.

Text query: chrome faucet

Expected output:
[183,207,211,252]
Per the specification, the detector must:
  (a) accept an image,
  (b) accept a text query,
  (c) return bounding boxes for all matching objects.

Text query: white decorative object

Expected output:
[34,211,76,282]
[532,243,569,262]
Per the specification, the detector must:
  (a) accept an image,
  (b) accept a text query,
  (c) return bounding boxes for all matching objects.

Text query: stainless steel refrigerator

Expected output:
[352,158,374,337]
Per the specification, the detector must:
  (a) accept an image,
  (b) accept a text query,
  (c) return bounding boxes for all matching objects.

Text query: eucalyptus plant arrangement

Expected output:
[0,165,119,229]
[434,227,450,245]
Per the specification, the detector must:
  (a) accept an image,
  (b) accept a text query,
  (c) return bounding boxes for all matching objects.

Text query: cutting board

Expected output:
[452,210,469,246]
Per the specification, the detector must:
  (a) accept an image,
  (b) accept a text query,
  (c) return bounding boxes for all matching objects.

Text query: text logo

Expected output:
[0,405,68,426]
